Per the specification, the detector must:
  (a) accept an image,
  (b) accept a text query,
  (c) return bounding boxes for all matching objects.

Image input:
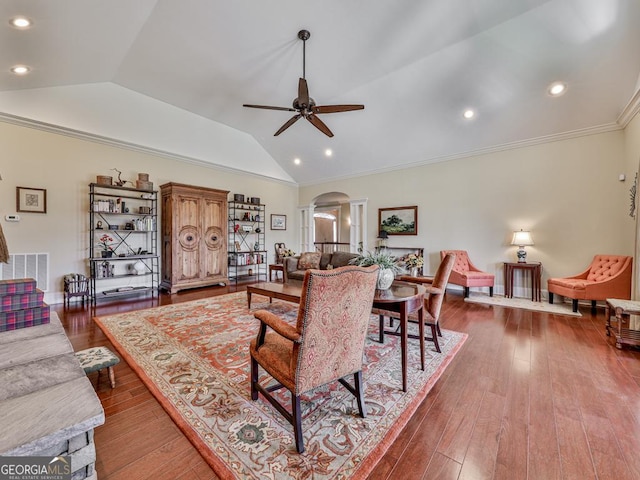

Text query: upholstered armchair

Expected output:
[378,252,456,353]
[249,265,379,453]
[547,254,632,313]
[440,250,494,297]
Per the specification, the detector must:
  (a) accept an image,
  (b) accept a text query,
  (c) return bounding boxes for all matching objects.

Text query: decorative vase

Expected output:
[377,268,395,290]
[132,260,146,275]
[410,267,418,277]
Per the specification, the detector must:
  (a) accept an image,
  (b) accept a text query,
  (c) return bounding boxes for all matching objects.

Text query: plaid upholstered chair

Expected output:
[249,264,379,453]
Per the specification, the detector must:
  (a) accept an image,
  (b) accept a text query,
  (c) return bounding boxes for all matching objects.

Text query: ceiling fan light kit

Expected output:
[243,29,364,137]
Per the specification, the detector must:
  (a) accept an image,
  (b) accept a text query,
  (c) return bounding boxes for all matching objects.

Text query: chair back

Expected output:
[586,255,632,281]
[427,253,456,319]
[274,242,286,264]
[441,249,470,273]
[294,265,379,394]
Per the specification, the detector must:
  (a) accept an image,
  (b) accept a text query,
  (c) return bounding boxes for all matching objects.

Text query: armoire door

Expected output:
[175,193,202,282]
[201,195,227,280]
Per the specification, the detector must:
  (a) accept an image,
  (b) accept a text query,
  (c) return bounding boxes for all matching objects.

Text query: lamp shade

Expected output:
[511,230,534,247]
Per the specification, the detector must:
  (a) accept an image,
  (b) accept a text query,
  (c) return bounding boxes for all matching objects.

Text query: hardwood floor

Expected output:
[54,287,640,479]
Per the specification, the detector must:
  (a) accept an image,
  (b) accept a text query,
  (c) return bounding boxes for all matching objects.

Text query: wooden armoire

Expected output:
[160,183,229,293]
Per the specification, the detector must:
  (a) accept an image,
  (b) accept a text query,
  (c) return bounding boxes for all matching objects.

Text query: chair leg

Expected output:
[108,366,116,388]
[354,371,367,418]
[292,394,304,453]
[430,324,441,353]
[378,314,385,343]
[418,316,425,370]
[436,322,442,337]
[572,299,578,312]
[549,292,554,304]
[464,287,470,298]
[250,356,259,401]
[591,300,597,314]
[489,286,494,297]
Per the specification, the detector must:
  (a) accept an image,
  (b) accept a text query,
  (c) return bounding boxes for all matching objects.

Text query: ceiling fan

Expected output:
[243,29,364,138]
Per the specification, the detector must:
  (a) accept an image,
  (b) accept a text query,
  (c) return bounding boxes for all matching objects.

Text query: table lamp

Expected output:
[377,230,388,249]
[512,229,534,263]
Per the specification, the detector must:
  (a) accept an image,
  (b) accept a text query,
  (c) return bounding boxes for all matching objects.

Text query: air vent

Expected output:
[0,253,49,291]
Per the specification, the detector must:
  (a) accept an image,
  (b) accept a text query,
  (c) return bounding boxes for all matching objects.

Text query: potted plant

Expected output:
[98,234,115,258]
[350,250,401,289]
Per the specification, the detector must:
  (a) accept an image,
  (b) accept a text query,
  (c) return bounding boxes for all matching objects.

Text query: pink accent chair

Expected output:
[249,265,379,453]
[440,250,494,298]
[547,254,632,313]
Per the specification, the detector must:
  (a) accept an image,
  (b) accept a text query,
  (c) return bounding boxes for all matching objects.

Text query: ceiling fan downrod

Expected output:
[298,29,310,79]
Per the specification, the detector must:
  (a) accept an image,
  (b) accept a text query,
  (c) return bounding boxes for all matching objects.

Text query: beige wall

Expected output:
[300,129,635,296]
[0,121,299,304]
[3,116,639,303]
[623,112,640,297]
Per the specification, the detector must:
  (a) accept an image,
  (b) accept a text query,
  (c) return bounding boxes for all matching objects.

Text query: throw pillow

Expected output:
[298,252,322,270]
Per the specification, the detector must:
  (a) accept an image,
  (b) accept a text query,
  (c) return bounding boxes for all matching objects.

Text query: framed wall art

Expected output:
[271,214,286,230]
[378,205,417,235]
[16,187,47,214]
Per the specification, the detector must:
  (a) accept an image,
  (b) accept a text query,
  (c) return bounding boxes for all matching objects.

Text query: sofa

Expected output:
[283,251,360,284]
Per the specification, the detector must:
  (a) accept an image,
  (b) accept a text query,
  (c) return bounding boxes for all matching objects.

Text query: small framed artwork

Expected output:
[271,214,286,230]
[16,187,47,214]
[379,205,418,235]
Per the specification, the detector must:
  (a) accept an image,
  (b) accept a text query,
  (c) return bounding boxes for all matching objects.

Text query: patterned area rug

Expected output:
[465,293,582,317]
[95,292,466,479]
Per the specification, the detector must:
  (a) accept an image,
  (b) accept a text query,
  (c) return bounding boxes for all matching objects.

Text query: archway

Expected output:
[298,192,367,253]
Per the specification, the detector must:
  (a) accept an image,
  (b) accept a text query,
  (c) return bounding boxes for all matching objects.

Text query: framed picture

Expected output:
[271,214,286,230]
[379,205,418,235]
[16,187,47,214]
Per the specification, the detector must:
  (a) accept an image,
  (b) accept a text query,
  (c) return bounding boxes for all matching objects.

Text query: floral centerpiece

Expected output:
[403,253,424,276]
[281,249,296,257]
[98,234,115,257]
[349,250,401,289]
[404,253,424,267]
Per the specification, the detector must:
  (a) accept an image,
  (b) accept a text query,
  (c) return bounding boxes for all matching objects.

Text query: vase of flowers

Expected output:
[350,250,401,289]
[404,253,424,277]
[98,234,114,258]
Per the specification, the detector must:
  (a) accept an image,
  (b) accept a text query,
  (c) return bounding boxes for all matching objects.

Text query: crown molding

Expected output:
[0,112,298,187]
[617,87,640,128]
[299,122,623,187]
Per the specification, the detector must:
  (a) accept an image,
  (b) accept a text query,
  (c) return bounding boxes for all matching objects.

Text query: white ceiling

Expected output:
[1,0,639,185]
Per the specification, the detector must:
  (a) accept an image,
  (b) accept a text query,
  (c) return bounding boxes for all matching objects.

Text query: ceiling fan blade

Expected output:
[274,114,302,136]
[298,78,310,107]
[306,114,334,137]
[243,104,296,112]
[312,104,365,114]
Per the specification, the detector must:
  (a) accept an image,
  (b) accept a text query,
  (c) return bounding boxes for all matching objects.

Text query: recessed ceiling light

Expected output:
[294,158,301,165]
[9,16,32,29]
[548,82,566,96]
[324,149,332,157]
[463,109,475,119]
[10,65,30,75]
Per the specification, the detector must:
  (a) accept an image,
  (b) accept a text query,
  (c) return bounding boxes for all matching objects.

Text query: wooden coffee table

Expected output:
[247,282,302,308]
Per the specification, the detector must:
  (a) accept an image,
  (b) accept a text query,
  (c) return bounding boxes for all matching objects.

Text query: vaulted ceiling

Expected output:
[1,0,639,185]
